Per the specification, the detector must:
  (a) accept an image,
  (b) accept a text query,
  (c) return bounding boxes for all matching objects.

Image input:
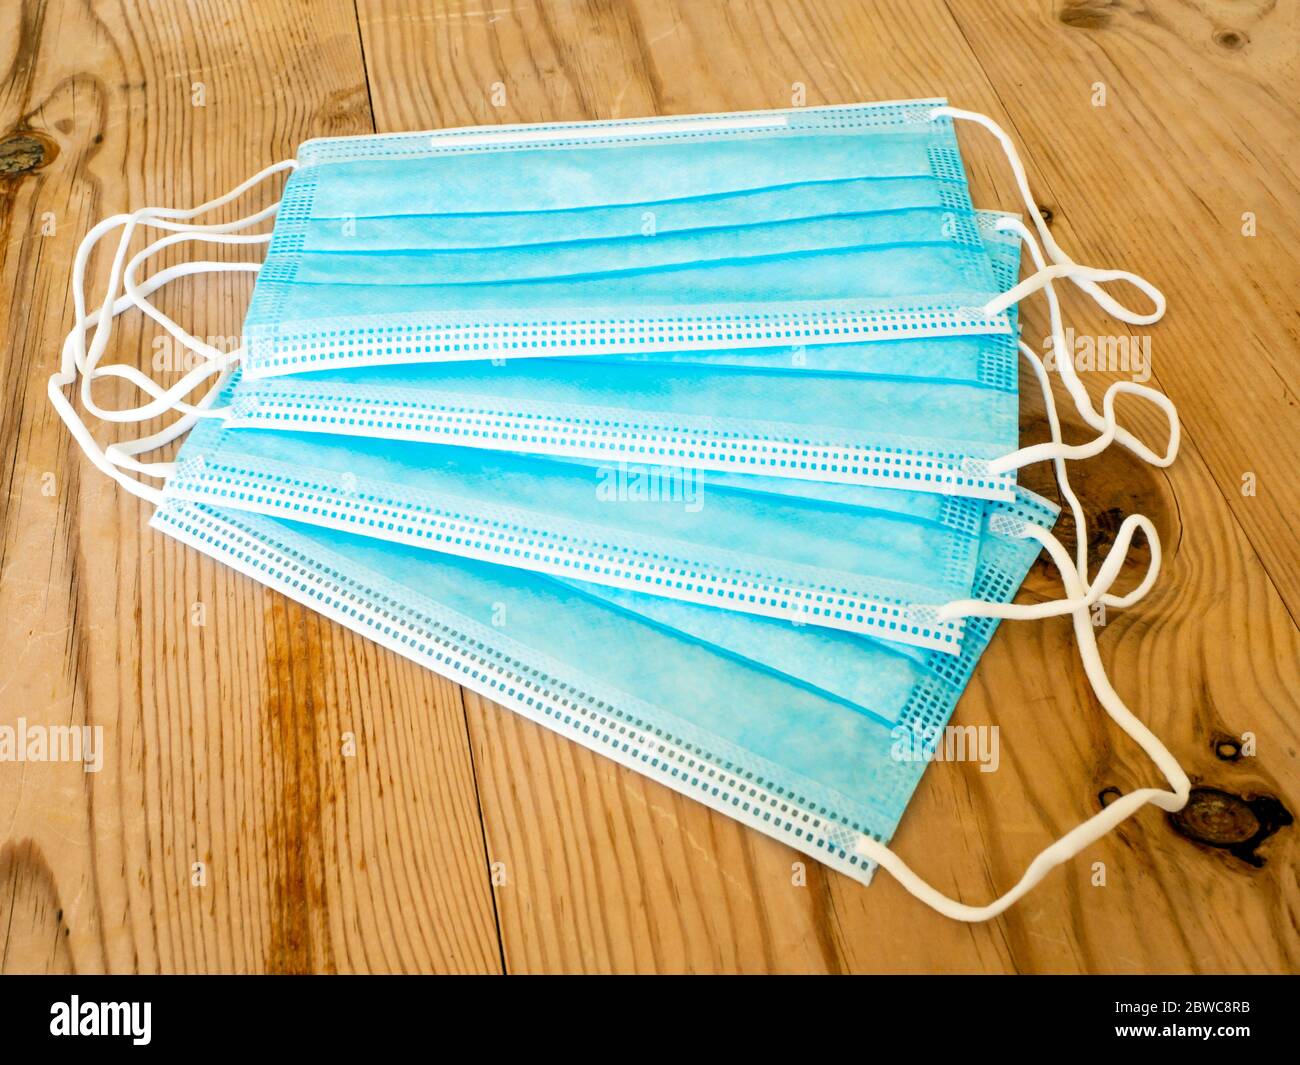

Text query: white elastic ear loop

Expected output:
[985,262,1164,325]
[938,511,1159,622]
[72,270,235,476]
[75,172,288,370]
[72,199,279,375]
[951,330,1161,619]
[988,379,1172,474]
[930,106,1166,327]
[1017,333,1089,579]
[122,230,269,364]
[984,216,1179,472]
[76,230,269,423]
[49,161,293,502]
[105,375,231,478]
[76,212,276,420]
[60,261,240,424]
[977,336,1161,611]
[59,287,234,478]
[47,370,164,505]
[1018,338,1099,581]
[71,158,293,342]
[50,269,224,496]
[857,518,1189,922]
[71,160,292,412]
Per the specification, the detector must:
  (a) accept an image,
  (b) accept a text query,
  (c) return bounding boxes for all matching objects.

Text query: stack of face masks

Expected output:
[51,98,1189,921]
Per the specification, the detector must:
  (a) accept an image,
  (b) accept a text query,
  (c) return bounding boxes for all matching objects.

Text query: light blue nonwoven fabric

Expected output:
[224,213,1022,499]
[241,99,1010,377]
[150,484,1056,885]
[166,384,994,652]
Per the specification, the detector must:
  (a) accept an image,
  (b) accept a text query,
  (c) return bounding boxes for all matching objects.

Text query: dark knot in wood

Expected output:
[0,133,53,177]
[1168,787,1292,867]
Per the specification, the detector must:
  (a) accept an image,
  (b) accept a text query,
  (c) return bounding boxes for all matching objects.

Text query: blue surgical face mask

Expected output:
[223,211,1021,501]
[49,100,1190,922]
[150,487,1056,887]
[240,100,1014,377]
[164,404,990,653]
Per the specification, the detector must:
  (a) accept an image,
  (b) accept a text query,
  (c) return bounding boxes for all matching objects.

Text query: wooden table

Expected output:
[1,0,1296,974]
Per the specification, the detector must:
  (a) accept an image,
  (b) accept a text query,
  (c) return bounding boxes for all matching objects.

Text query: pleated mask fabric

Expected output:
[53,98,1179,514]
[163,396,997,653]
[239,99,1014,377]
[149,487,1057,886]
[220,211,1022,501]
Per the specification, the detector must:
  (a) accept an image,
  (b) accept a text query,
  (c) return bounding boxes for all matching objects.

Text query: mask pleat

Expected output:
[304,176,959,246]
[306,131,949,216]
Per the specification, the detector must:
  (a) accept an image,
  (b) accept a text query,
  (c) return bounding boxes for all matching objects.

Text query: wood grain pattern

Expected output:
[1,0,1296,973]
[945,0,1300,618]
[0,0,500,974]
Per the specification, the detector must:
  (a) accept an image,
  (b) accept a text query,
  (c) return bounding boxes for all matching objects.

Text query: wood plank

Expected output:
[0,0,501,973]
[5,0,1295,974]
[357,0,1299,972]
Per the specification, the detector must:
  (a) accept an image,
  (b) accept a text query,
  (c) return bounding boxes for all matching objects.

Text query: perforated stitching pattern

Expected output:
[231,394,1018,499]
[898,492,1057,739]
[243,302,1009,373]
[296,100,951,165]
[153,502,890,875]
[166,463,969,650]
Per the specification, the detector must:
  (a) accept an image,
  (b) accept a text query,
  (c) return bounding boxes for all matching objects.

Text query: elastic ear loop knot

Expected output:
[930,108,1179,469]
